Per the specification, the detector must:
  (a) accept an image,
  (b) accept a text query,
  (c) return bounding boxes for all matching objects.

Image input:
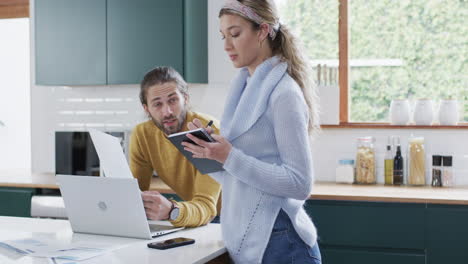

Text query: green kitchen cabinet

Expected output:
[0,187,36,217]
[304,200,426,264]
[426,204,468,264]
[35,0,107,85]
[184,0,208,83]
[107,0,184,84]
[35,0,208,85]
[321,247,426,264]
[305,200,425,249]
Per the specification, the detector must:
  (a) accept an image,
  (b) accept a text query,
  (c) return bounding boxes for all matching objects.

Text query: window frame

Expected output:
[332,0,467,129]
[0,0,29,19]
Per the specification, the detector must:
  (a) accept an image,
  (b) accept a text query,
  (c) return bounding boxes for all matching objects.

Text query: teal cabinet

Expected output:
[0,187,36,217]
[305,200,468,264]
[35,0,208,85]
[184,0,208,83]
[305,200,425,249]
[35,0,107,85]
[426,204,468,264]
[107,0,184,84]
[321,247,426,264]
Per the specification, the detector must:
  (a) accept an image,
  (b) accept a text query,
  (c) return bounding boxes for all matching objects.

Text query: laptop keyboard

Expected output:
[149,224,175,232]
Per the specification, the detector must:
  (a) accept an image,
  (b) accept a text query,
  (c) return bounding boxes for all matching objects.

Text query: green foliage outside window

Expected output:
[278,0,467,122]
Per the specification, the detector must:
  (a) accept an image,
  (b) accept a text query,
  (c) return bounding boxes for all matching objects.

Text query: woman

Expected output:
[183,0,321,263]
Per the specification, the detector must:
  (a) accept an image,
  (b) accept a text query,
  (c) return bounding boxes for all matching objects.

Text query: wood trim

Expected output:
[321,122,468,129]
[0,3,29,19]
[338,0,349,123]
[0,0,28,5]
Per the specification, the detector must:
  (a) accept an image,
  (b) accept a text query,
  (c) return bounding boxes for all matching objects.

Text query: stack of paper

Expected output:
[0,238,117,264]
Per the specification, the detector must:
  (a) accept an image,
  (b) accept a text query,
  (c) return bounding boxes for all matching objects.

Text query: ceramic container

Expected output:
[438,99,459,125]
[413,99,434,125]
[390,99,410,125]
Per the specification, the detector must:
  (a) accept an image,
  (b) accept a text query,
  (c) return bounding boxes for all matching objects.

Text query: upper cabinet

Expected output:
[34,0,207,86]
[107,0,183,84]
[184,0,207,84]
[35,0,107,85]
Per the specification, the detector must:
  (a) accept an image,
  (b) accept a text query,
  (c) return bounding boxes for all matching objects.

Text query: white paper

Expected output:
[0,238,114,262]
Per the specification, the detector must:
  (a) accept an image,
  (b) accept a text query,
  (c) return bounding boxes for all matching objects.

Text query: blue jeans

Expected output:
[262,210,322,264]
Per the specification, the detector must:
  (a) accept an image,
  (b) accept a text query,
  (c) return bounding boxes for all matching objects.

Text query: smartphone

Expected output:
[147,237,195,250]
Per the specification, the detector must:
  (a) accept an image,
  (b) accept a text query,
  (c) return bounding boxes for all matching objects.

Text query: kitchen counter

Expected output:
[1,170,468,205]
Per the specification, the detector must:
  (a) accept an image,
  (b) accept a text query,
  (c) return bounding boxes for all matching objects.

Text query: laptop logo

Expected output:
[98,201,108,211]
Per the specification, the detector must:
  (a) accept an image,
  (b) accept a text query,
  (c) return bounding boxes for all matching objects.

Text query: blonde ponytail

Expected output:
[272,24,320,133]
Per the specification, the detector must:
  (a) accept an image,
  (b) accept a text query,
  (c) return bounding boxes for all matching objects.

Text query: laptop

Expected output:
[56,130,184,239]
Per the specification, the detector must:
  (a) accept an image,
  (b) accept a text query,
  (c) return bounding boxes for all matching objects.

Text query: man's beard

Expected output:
[151,109,187,135]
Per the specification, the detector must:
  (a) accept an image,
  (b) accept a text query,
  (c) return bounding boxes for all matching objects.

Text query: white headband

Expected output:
[222,0,280,40]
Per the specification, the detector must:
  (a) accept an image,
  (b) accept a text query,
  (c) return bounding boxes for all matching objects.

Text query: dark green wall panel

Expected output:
[184,0,208,83]
[0,187,36,217]
[35,0,107,85]
[107,0,184,84]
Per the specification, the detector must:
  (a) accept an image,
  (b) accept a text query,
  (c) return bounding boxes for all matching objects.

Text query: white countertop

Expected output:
[0,216,226,264]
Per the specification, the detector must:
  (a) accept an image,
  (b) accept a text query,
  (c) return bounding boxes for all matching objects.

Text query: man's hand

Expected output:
[187,118,214,134]
[141,191,173,220]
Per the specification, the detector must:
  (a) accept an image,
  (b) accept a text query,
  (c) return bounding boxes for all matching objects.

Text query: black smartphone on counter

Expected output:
[147,237,195,250]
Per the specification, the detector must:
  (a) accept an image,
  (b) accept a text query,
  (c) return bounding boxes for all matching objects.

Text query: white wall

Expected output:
[0,18,31,170]
[29,0,468,186]
[312,129,468,185]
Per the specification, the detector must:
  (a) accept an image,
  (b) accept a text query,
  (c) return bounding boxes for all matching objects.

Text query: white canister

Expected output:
[336,159,355,184]
[389,99,410,125]
[413,99,434,125]
[438,99,459,125]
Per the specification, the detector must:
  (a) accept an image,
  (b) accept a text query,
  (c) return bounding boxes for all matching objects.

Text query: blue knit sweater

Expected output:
[210,56,317,264]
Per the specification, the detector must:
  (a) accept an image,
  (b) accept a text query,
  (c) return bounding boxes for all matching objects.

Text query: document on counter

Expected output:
[0,238,118,262]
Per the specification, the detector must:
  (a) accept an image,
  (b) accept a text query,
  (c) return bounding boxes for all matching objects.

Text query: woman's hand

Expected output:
[182,130,232,164]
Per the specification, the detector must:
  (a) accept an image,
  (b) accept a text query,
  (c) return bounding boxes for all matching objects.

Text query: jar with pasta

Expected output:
[355,137,376,184]
[408,136,426,186]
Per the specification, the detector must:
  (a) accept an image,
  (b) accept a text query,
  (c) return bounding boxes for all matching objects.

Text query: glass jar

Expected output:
[355,137,376,184]
[408,136,426,186]
[442,156,454,187]
[431,155,442,187]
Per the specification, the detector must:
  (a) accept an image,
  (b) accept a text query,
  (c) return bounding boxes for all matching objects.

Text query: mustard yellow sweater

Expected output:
[129,112,221,227]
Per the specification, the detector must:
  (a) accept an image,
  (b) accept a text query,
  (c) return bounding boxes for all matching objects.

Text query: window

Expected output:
[276,0,467,124]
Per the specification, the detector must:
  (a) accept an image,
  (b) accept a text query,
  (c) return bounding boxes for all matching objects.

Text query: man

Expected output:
[129,66,221,227]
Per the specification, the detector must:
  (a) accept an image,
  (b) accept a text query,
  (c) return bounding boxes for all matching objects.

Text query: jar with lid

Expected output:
[408,136,426,186]
[442,156,454,187]
[335,159,355,184]
[431,155,442,187]
[355,137,376,184]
